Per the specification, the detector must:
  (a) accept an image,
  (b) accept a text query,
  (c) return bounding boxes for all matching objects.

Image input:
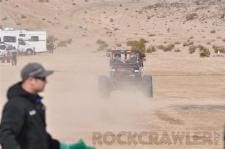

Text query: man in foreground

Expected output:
[0,62,95,149]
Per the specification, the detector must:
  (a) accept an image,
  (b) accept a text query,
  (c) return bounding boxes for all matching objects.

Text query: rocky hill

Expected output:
[1,0,225,54]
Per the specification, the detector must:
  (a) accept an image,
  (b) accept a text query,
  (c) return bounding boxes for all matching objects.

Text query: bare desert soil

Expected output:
[1,0,225,149]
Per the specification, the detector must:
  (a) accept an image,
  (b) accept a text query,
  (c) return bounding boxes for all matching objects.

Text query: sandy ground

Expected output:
[1,48,225,149]
[1,0,225,149]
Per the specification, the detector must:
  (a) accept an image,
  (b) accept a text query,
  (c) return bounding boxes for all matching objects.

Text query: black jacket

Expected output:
[0,82,60,149]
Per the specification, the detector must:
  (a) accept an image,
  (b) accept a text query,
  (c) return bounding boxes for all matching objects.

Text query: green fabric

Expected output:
[60,143,70,149]
[69,139,95,149]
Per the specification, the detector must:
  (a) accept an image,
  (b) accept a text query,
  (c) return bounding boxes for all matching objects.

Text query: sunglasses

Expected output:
[35,77,46,81]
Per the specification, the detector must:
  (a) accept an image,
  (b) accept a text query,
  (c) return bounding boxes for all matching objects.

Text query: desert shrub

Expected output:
[114,28,119,31]
[174,41,181,45]
[38,0,49,2]
[199,45,210,57]
[16,22,21,26]
[144,3,164,10]
[210,30,216,33]
[157,45,165,50]
[188,45,197,54]
[212,45,225,53]
[163,44,175,52]
[67,38,72,44]
[183,40,194,46]
[206,42,211,45]
[21,15,27,19]
[148,34,156,37]
[186,13,198,21]
[2,17,7,21]
[127,38,148,53]
[96,39,108,51]
[195,1,201,5]
[146,46,156,53]
[156,44,174,52]
[174,49,181,52]
[147,16,152,20]
[200,49,210,57]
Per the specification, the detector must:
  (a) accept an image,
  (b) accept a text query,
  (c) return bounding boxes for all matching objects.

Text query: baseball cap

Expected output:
[21,63,54,80]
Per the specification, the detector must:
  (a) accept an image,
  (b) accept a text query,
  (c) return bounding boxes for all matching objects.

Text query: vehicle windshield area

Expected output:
[126,53,138,63]
[112,52,138,64]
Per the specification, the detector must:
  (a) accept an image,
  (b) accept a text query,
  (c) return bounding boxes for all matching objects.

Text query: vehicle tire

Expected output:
[142,75,153,97]
[26,49,34,55]
[98,76,111,98]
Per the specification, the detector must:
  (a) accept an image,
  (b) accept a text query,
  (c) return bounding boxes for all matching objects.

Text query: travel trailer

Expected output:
[0,28,47,54]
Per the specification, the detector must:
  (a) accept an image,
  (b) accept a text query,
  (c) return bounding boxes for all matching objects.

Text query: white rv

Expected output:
[0,29,47,54]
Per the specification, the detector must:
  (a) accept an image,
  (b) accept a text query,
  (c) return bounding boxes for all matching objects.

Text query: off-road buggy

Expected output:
[98,49,153,98]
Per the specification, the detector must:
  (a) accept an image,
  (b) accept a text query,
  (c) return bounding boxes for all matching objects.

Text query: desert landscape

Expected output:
[1,0,225,148]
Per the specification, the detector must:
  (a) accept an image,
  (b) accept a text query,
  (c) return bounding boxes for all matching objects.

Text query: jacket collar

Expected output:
[7,82,43,104]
